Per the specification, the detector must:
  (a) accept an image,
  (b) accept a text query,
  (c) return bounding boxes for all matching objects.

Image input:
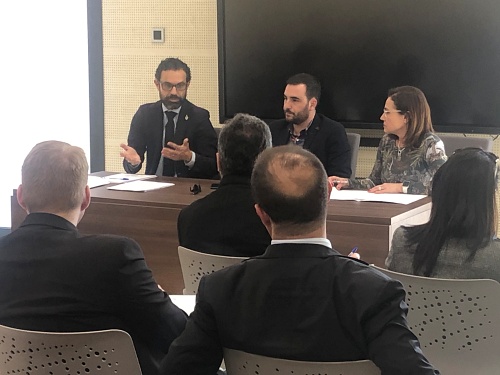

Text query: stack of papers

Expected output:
[330,189,426,205]
[107,180,174,192]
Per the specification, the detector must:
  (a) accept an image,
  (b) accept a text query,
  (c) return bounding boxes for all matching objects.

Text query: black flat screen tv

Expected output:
[217,0,500,134]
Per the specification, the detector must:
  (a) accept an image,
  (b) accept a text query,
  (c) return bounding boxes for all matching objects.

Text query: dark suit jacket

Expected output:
[269,113,351,177]
[177,174,271,257]
[124,99,218,179]
[162,244,439,375]
[0,213,187,375]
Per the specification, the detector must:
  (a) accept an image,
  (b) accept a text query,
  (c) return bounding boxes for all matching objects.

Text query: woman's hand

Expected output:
[368,182,403,194]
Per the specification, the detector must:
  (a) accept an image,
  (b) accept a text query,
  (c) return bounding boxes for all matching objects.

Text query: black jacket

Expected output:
[178,174,271,257]
[0,213,187,375]
[124,99,218,179]
[162,244,439,375]
[269,113,351,177]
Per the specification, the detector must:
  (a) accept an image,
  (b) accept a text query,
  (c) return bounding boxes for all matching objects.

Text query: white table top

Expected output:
[170,294,196,314]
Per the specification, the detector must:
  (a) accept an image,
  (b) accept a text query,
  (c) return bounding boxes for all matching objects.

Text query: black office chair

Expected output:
[438,134,493,155]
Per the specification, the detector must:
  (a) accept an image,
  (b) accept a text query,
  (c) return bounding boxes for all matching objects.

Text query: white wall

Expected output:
[0,1,90,227]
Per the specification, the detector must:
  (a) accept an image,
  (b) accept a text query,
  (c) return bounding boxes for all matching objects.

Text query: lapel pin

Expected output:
[185,115,189,121]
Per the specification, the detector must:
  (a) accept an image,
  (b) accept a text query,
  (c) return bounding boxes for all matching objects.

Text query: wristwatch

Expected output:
[402,180,410,194]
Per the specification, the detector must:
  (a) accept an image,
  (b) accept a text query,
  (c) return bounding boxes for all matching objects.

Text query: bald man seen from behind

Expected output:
[161,145,440,375]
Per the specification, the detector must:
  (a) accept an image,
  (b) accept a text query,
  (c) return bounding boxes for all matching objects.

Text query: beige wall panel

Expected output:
[103,0,219,173]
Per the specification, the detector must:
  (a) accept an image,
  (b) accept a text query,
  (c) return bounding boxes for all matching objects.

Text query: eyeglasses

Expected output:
[382,110,403,115]
[159,81,187,92]
[190,183,201,195]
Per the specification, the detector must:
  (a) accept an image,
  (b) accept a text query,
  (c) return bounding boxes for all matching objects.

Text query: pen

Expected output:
[119,178,129,180]
[348,246,360,259]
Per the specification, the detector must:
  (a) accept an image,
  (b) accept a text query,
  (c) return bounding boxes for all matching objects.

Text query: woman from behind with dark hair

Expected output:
[386,148,500,281]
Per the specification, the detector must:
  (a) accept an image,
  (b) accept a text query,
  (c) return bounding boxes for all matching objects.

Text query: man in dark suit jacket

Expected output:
[0,141,187,375]
[120,58,217,179]
[269,73,351,178]
[177,113,271,257]
[162,146,440,375]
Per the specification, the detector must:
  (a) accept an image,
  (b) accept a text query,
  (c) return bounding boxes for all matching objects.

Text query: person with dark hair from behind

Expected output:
[269,73,352,178]
[0,141,187,375]
[386,148,500,281]
[330,86,446,194]
[177,113,272,256]
[162,145,440,375]
[120,57,218,179]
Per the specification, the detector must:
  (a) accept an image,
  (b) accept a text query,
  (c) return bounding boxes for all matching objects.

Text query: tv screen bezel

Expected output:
[217,0,500,135]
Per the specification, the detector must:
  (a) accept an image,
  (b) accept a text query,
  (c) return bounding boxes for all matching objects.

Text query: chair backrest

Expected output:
[0,325,142,374]
[214,126,222,138]
[346,132,361,178]
[178,246,248,294]
[372,266,500,374]
[223,348,380,375]
[438,134,493,155]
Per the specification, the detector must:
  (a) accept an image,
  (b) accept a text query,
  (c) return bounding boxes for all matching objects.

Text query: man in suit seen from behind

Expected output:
[161,145,440,375]
[0,141,187,375]
[177,113,271,257]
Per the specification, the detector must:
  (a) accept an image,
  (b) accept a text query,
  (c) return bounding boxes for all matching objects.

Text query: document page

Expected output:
[330,189,426,205]
[87,175,110,189]
[104,173,156,183]
[107,180,174,192]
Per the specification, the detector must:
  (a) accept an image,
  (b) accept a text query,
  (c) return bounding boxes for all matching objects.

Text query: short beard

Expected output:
[285,108,309,125]
[161,95,185,110]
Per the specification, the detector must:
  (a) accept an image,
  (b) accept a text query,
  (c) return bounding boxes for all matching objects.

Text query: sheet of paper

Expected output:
[107,180,174,192]
[87,175,110,189]
[104,173,156,183]
[330,188,426,205]
[170,294,196,315]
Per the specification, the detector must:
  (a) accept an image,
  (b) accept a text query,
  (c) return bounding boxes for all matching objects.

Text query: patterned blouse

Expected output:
[350,132,447,194]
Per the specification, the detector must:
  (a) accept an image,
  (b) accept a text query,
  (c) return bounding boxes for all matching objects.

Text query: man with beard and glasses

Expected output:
[120,58,218,178]
[268,73,351,178]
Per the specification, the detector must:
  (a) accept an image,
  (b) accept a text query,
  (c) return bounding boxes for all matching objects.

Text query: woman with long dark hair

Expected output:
[386,148,500,281]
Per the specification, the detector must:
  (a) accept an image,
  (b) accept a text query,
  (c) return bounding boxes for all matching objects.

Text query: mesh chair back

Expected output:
[372,266,500,374]
[223,348,380,375]
[178,246,248,294]
[0,325,142,374]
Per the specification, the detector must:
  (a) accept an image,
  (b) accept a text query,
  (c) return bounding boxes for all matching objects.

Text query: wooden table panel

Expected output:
[82,201,183,293]
[11,173,431,295]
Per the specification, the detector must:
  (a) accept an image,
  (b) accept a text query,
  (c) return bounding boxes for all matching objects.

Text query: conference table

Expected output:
[10,173,431,295]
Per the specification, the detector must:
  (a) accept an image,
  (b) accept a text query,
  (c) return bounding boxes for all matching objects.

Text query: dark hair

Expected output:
[388,86,434,148]
[155,57,191,82]
[251,146,328,235]
[406,148,498,276]
[286,73,321,102]
[218,113,272,176]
